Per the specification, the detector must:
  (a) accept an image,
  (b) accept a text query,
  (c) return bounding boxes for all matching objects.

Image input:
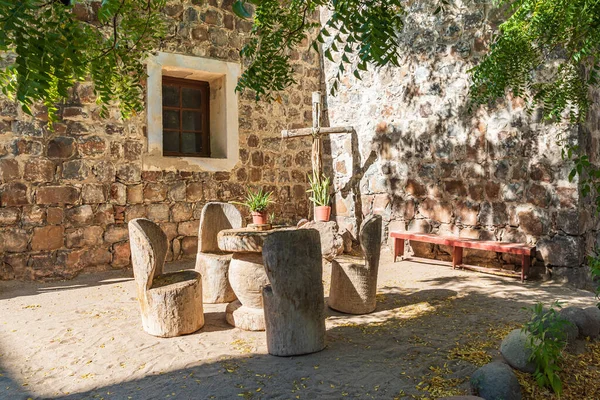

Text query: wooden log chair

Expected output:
[129,218,204,337]
[328,214,382,315]
[195,202,243,303]
[262,229,326,356]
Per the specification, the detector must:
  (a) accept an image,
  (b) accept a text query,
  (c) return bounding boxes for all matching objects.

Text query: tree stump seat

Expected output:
[328,215,382,315]
[129,218,204,338]
[150,270,200,289]
[390,231,535,282]
[262,229,326,356]
[195,202,243,304]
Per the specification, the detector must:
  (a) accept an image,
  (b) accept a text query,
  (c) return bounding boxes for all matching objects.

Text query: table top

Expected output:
[217,226,295,253]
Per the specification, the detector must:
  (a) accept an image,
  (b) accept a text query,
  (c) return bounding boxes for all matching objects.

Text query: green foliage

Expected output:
[231,188,274,212]
[563,144,600,212]
[470,0,600,213]
[233,0,404,100]
[522,301,571,395]
[470,0,600,124]
[0,0,166,122]
[307,173,331,207]
[588,248,600,307]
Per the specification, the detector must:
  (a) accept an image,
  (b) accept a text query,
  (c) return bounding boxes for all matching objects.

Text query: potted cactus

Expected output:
[232,188,274,225]
[307,173,331,222]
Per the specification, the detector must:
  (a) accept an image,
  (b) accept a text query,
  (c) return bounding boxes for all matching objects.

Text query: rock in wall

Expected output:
[0,0,319,280]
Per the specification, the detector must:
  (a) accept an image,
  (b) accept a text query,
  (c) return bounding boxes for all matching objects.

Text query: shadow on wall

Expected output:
[322,63,586,279]
[366,97,583,276]
[317,1,595,285]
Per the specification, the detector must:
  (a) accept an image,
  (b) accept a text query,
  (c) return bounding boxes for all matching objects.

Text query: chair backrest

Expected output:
[198,202,243,253]
[262,229,324,304]
[128,218,168,291]
[359,214,382,271]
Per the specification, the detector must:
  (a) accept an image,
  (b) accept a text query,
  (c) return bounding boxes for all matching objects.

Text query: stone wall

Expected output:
[321,1,599,285]
[0,0,319,280]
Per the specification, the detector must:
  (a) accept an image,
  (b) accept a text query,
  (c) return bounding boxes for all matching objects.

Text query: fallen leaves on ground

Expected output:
[517,339,600,400]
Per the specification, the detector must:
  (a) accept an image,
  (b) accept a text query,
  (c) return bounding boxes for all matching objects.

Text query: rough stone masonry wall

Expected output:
[322,1,599,286]
[0,0,319,281]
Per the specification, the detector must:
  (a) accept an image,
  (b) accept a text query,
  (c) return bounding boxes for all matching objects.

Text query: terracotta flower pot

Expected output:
[314,206,331,222]
[251,211,268,225]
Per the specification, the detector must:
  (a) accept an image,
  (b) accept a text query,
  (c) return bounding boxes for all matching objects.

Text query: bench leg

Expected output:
[521,255,530,283]
[393,238,405,262]
[452,247,463,269]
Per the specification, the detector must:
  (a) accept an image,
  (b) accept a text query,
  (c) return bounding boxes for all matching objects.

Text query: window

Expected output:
[145,52,240,172]
[162,77,210,157]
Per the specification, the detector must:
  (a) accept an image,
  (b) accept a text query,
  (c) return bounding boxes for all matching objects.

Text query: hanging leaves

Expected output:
[234,0,405,100]
[0,0,167,123]
[469,0,599,125]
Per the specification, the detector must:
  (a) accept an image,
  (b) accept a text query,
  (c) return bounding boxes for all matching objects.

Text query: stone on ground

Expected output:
[559,306,596,339]
[531,307,578,346]
[470,361,522,400]
[438,397,484,400]
[500,329,536,373]
[583,306,600,338]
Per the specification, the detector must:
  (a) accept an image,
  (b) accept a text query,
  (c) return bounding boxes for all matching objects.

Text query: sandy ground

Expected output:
[0,250,597,400]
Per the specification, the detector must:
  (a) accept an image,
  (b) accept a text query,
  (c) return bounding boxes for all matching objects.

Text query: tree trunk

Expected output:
[142,270,204,338]
[262,229,326,356]
[328,215,382,315]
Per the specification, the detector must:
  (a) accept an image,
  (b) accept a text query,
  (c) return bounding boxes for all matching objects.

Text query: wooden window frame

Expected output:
[162,76,210,158]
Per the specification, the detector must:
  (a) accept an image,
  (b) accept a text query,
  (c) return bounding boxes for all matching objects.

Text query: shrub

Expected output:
[522,302,571,395]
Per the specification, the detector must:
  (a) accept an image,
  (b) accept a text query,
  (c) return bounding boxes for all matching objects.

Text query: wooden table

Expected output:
[217,226,294,331]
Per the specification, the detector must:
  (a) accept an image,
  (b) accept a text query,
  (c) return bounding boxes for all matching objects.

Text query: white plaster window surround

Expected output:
[144,52,241,172]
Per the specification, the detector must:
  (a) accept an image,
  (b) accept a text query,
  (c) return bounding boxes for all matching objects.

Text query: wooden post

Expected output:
[281,91,354,179]
[521,254,530,283]
[393,237,404,262]
[311,91,322,178]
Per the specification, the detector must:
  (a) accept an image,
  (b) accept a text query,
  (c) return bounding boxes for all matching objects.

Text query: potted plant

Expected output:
[307,173,332,222]
[232,188,274,225]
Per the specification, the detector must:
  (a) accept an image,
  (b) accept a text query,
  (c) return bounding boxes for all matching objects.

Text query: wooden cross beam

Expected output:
[281,91,354,177]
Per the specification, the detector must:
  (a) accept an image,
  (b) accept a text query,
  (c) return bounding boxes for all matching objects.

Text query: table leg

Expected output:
[452,247,463,269]
[521,254,530,283]
[393,238,404,262]
[227,252,269,331]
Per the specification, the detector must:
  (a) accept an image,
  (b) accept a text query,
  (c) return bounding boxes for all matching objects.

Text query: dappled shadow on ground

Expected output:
[51,286,535,400]
[0,361,31,400]
[0,258,596,399]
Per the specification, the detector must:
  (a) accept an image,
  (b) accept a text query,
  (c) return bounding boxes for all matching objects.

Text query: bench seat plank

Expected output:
[454,239,534,256]
[390,232,456,246]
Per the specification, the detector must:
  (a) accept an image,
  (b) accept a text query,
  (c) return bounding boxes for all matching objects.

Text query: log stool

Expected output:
[129,218,204,337]
[195,202,243,303]
[262,229,326,356]
[328,214,382,315]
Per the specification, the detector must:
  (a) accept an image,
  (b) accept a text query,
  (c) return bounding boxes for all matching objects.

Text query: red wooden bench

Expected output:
[390,232,535,282]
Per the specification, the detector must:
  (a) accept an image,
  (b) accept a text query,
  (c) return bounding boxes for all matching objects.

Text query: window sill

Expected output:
[143,148,238,172]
